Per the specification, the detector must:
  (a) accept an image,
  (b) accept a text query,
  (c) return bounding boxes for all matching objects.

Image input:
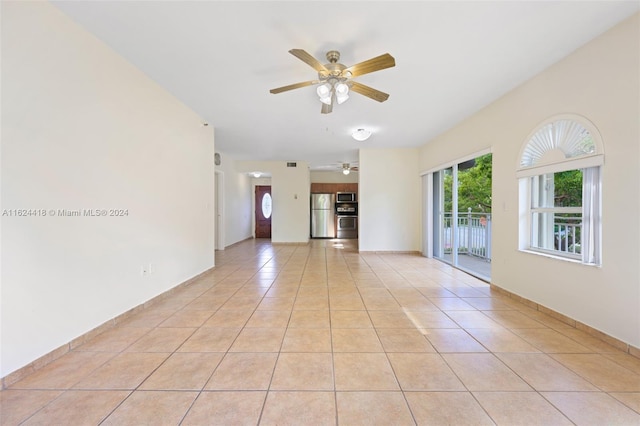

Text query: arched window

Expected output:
[518,115,603,265]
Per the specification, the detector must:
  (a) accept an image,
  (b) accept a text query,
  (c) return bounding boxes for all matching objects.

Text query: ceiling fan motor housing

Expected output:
[320,59,347,81]
[326,50,340,63]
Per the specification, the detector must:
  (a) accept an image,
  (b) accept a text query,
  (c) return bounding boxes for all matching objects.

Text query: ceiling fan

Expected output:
[341,163,358,175]
[270,49,395,114]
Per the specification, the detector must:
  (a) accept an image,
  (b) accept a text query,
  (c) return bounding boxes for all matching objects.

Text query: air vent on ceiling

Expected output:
[287,162,297,167]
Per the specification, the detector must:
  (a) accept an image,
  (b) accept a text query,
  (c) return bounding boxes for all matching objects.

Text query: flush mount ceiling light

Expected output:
[252,172,261,178]
[352,128,372,141]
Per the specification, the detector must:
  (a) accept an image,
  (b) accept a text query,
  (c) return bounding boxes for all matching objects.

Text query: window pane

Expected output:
[554,170,582,207]
[531,212,582,255]
[531,170,583,208]
[554,213,582,253]
[529,168,583,257]
[531,174,553,208]
[531,211,555,250]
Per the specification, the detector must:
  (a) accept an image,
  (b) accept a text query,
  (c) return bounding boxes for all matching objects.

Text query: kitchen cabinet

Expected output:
[310,183,358,196]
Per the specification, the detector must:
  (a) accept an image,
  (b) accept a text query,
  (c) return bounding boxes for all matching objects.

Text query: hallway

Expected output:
[3,239,640,425]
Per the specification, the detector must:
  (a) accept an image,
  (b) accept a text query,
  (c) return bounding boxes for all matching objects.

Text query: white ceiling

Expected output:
[52,1,639,171]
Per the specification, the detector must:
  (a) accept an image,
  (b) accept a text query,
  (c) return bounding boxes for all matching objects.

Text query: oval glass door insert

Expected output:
[261,193,272,219]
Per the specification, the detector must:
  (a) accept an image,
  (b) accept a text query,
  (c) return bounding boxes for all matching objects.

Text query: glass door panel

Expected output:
[433,167,454,264]
[432,154,492,280]
[456,153,492,279]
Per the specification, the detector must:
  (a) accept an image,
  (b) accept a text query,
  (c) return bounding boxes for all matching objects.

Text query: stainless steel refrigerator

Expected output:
[310,193,335,238]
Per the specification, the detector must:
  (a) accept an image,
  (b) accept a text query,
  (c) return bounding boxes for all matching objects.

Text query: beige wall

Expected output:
[419,14,640,346]
[359,148,422,252]
[2,2,215,376]
[214,151,253,247]
[237,160,311,243]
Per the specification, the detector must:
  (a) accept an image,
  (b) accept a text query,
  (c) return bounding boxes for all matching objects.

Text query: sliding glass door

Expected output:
[433,167,454,264]
[431,154,492,280]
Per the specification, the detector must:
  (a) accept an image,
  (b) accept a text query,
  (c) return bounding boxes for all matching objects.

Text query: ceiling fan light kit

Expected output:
[334,82,349,104]
[339,163,359,175]
[270,49,395,114]
[317,83,332,105]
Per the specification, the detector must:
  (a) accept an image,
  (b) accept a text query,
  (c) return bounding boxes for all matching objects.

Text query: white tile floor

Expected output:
[2,238,640,425]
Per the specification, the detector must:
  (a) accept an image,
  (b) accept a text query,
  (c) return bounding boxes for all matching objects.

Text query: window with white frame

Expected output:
[518,116,603,265]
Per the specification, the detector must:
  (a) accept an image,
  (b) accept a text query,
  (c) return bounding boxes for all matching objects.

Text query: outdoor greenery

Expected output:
[444,153,492,213]
[554,170,582,207]
[443,155,583,214]
[553,169,583,252]
[440,155,583,258]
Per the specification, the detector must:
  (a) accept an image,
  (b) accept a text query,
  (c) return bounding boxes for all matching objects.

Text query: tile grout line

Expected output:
[255,243,305,426]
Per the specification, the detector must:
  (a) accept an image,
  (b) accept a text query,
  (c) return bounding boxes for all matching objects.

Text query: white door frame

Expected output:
[215,170,225,250]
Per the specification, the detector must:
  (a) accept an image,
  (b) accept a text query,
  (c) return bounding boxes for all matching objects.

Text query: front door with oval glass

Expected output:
[255,185,272,238]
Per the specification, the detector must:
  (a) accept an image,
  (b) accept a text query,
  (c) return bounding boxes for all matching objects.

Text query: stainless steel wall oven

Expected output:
[336,201,358,239]
[336,215,358,239]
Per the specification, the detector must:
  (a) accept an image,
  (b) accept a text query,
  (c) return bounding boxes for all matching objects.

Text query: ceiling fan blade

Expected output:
[343,53,395,77]
[289,49,329,74]
[270,80,319,94]
[350,81,390,102]
[321,102,333,114]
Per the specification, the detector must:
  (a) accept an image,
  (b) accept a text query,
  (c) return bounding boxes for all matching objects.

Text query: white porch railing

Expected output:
[554,214,581,254]
[443,211,582,261]
[443,210,492,261]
